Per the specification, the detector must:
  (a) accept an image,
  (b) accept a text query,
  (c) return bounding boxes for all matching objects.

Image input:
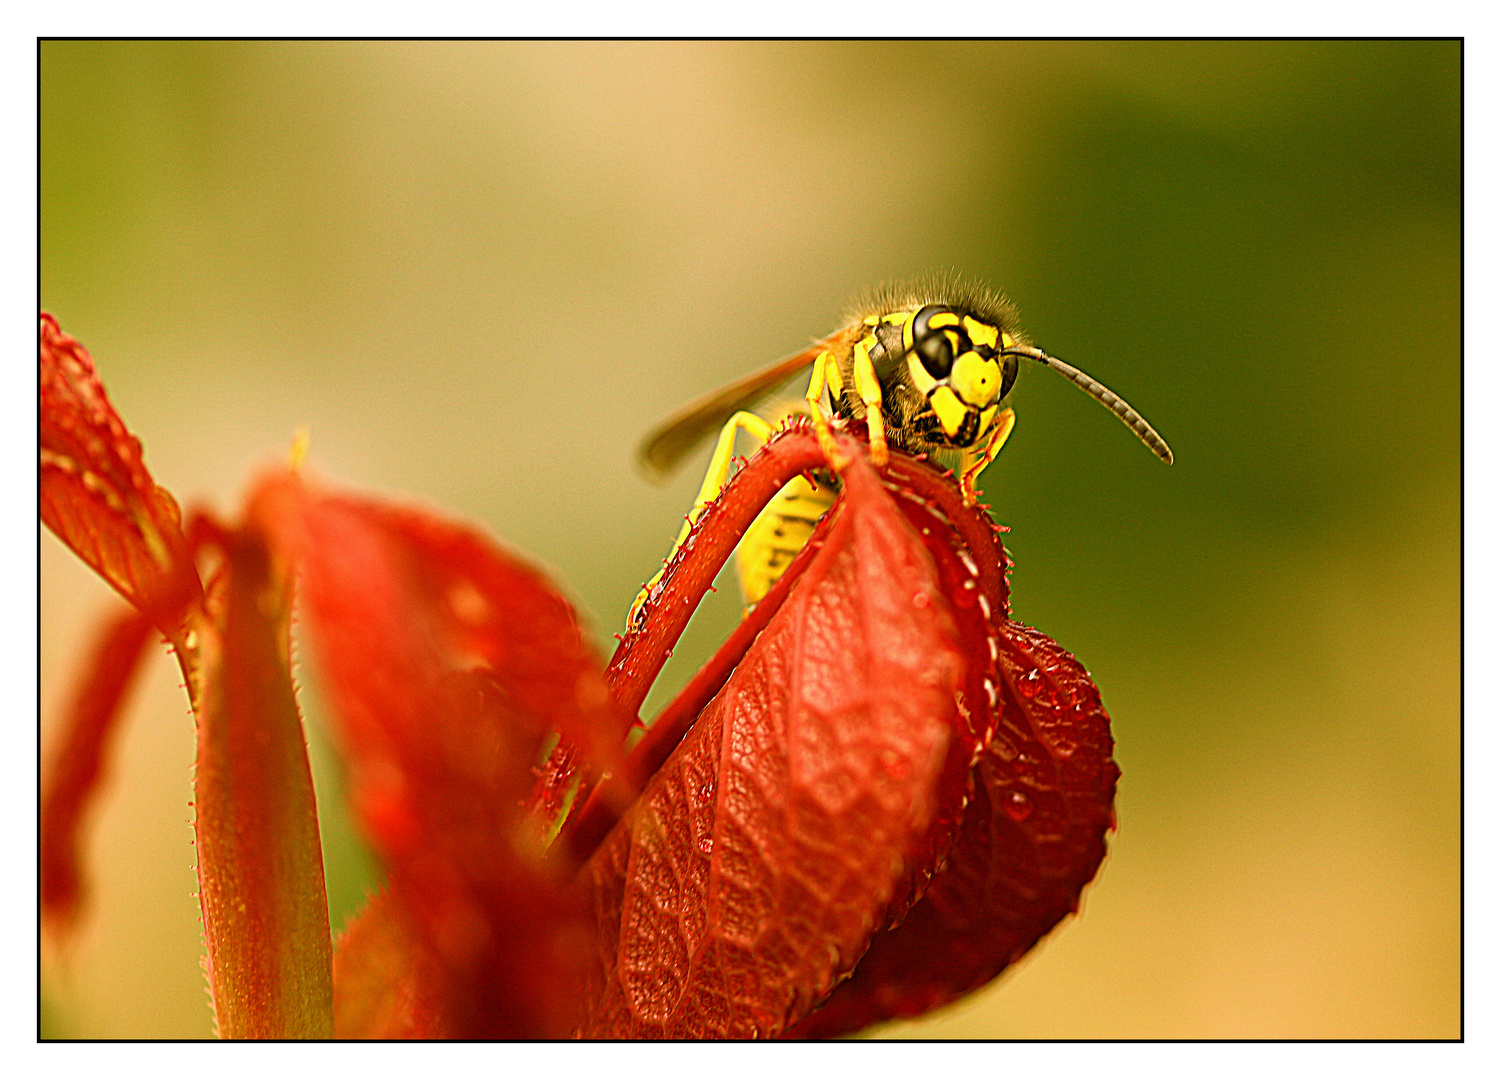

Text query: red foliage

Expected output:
[41,316,332,1038]
[41,314,1121,1040]
[38,315,200,632]
[786,620,1120,1037]
[247,475,617,1038]
[579,452,967,1037]
[39,314,194,939]
[575,429,1118,1038]
[40,606,153,935]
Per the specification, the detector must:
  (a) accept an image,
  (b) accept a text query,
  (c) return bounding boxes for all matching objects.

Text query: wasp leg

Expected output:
[805,349,850,469]
[629,410,776,625]
[850,333,888,466]
[959,407,1016,506]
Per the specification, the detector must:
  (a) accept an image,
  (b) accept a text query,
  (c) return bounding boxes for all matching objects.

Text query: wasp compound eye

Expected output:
[912,304,957,379]
[998,353,1019,400]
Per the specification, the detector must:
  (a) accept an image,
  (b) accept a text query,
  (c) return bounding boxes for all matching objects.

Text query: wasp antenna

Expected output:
[1004,345,1174,465]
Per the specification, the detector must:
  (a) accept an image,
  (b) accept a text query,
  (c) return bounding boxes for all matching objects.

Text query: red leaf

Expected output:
[251,471,609,1037]
[39,314,200,631]
[40,606,154,936]
[193,528,334,1038]
[870,451,1017,922]
[40,317,331,1036]
[333,890,448,1039]
[580,452,968,1038]
[786,618,1120,1037]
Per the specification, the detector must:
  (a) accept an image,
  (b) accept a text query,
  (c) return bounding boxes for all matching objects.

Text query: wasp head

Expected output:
[903,304,1019,448]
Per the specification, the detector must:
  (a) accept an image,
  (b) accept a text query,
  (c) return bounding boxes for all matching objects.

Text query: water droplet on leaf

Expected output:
[1003,789,1032,822]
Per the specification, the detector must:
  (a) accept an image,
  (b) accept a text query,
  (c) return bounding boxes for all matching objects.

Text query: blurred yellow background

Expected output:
[39,41,1459,1039]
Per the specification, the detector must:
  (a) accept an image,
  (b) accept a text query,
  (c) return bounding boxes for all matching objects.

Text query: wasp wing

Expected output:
[637,338,835,482]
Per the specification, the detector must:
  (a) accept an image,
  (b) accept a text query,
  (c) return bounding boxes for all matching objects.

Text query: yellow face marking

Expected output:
[907,353,937,394]
[929,385,969,438]
[853,336,881,402]
[963,318,999,349]
[926,311,961,330]
[1000,331,1016,349]
[950,351,1001,407]
[978,404,999,436]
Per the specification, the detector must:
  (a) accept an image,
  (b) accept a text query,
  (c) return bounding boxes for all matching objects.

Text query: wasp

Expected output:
[633,277,1172,617]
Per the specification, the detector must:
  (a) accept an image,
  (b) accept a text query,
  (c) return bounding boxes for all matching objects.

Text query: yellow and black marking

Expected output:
[628,406,837,624]
[634,275,1173,620]
[734,470,835,607]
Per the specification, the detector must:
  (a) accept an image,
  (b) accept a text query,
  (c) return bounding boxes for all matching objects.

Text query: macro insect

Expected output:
[633,277,1173,617]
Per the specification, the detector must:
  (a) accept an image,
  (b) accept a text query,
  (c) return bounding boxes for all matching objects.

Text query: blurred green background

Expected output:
[39,41,1459,1039]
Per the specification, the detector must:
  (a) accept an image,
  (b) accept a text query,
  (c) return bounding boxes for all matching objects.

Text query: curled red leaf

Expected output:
[40,606,154,936]
[786,619,1120,1037]
[39,314,200,631]
[569,424,1118,1038]
[251,471,614,1037]
[580,451,968,1038]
